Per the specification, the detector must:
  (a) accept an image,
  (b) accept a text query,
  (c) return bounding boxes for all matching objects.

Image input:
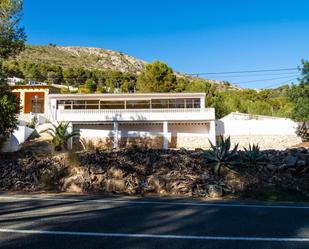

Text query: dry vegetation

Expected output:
[0,147,308,202]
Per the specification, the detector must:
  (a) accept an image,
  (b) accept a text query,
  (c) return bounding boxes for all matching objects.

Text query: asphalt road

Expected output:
[0,194,309,249]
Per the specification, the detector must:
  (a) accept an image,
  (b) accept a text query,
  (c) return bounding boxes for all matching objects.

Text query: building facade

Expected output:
[11,85,60,124]
[48,92,216,149]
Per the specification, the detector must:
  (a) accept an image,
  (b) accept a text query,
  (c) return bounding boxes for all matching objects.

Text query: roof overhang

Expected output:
[48,92,206,100]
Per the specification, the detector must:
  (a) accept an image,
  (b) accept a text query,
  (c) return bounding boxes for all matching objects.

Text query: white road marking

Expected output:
[0,195,309,209]
[0,228,308,242]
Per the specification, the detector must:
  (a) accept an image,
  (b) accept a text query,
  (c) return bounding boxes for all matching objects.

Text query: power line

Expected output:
[205,71,300,79]
[261,77,298,89]
[187,68,298,76]
[232,74,300,86]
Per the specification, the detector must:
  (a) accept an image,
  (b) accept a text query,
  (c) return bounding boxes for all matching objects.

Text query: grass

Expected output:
[240,186,309,202]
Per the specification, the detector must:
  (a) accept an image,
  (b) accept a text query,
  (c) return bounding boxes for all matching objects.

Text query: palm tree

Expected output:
[40,122,80,151]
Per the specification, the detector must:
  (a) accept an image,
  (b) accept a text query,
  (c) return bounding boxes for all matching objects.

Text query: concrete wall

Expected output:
[1,125,34,152]
[216,117,301,149]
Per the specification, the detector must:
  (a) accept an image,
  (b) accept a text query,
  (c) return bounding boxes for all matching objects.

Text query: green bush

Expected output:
[27,115,38,129]
[242,144,267,168]
[204,136,239,175]
[40,121,80,151]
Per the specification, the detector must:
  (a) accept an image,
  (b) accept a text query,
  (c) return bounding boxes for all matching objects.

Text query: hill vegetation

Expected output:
[15,44,146,73]
[2,44,308,120]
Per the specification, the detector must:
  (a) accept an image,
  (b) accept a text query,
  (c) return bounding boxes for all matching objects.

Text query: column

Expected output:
[67,122,73,150]
[200,97,205,111]
[20,90,25,114]
[163,121,168,149]
[209,120,216,146]
[113,121,119,149]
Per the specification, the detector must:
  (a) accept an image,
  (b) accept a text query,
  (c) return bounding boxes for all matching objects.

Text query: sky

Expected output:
[23,0,309,89]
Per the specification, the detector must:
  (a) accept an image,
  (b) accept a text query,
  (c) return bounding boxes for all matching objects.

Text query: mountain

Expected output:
[13,44,239,90]
[16,44,147,73]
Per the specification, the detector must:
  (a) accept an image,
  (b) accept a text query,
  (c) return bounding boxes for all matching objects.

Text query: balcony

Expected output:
[55,108,215,122]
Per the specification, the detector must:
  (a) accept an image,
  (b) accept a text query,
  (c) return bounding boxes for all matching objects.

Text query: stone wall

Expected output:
[170,135,211,149]
[223,135,302,150]
[120,136,163,149]
[73,137,114,150]
[73,134,211,150]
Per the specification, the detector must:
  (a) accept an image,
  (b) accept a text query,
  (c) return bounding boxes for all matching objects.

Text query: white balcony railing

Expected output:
[55,108,215,122]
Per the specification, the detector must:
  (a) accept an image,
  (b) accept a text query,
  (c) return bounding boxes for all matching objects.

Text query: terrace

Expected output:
[48,93,215,122]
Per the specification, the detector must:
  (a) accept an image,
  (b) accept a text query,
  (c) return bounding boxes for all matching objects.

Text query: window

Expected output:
[126,100,150,109]
[151,99,168,108]
[186,98,200,108]
[72,100,86,109]
[176,99,185,108]
[57,100,72,109]
[100,101,125,109]
[85,100,99,109]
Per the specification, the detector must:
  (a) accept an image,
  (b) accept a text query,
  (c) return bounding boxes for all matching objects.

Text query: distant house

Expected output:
[7,77,24,85]
[11,85,60,123]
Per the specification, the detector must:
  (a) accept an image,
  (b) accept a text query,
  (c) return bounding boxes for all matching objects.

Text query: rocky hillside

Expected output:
[1,148,308,201]
[16,44,147,73]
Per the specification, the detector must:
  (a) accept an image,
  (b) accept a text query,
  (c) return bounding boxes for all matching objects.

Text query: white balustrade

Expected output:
[56,108,215,122]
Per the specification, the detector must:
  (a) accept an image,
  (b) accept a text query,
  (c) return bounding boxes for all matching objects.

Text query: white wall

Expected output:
[1,125,34,152]
[216,119,298,136]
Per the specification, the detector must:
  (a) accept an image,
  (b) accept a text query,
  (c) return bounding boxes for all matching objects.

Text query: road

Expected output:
[0,194,308,249]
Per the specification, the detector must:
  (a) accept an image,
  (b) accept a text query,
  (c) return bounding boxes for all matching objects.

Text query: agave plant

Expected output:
[204,136,239,175]
[40,122,80,151]
[242,144,267,168]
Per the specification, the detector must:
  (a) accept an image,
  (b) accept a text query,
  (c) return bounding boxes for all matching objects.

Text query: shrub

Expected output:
[204,136,239,175]
[27,115,38,129]
[40,121,80,151]
[40,166,68,190]
[242,144,267,168]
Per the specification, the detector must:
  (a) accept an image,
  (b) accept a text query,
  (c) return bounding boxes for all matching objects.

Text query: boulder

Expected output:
[297,160,306,167]
[206,184,223,198]
[105,179,126,192]
[285,156,298,167]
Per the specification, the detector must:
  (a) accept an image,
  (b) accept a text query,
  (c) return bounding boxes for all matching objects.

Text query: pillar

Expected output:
[163,121,168,149]
[209,120,216,146]
[20,90,25,114]
[200,96,205,111]
[113,121,119,149]
[67,122,73,150]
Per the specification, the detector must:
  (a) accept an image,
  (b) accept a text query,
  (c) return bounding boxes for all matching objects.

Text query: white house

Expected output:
[6,85,302,152]
[47,92,216,149]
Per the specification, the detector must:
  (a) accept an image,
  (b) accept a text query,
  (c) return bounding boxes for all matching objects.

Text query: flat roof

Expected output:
[11,85,51,89]
[48,92,206,100]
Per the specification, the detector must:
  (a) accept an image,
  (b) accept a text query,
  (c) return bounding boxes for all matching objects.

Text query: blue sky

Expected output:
[23,0,309,88]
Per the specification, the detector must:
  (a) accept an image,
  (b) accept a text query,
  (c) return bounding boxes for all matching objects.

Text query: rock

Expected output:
[206,184,223,198]
[105,179,126,192]
[285,156,298,167]
[297,147,307,153]
[297,160,306,167]
[148,175,166,193]
[108,166,125,179]
[266,164,276,171]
